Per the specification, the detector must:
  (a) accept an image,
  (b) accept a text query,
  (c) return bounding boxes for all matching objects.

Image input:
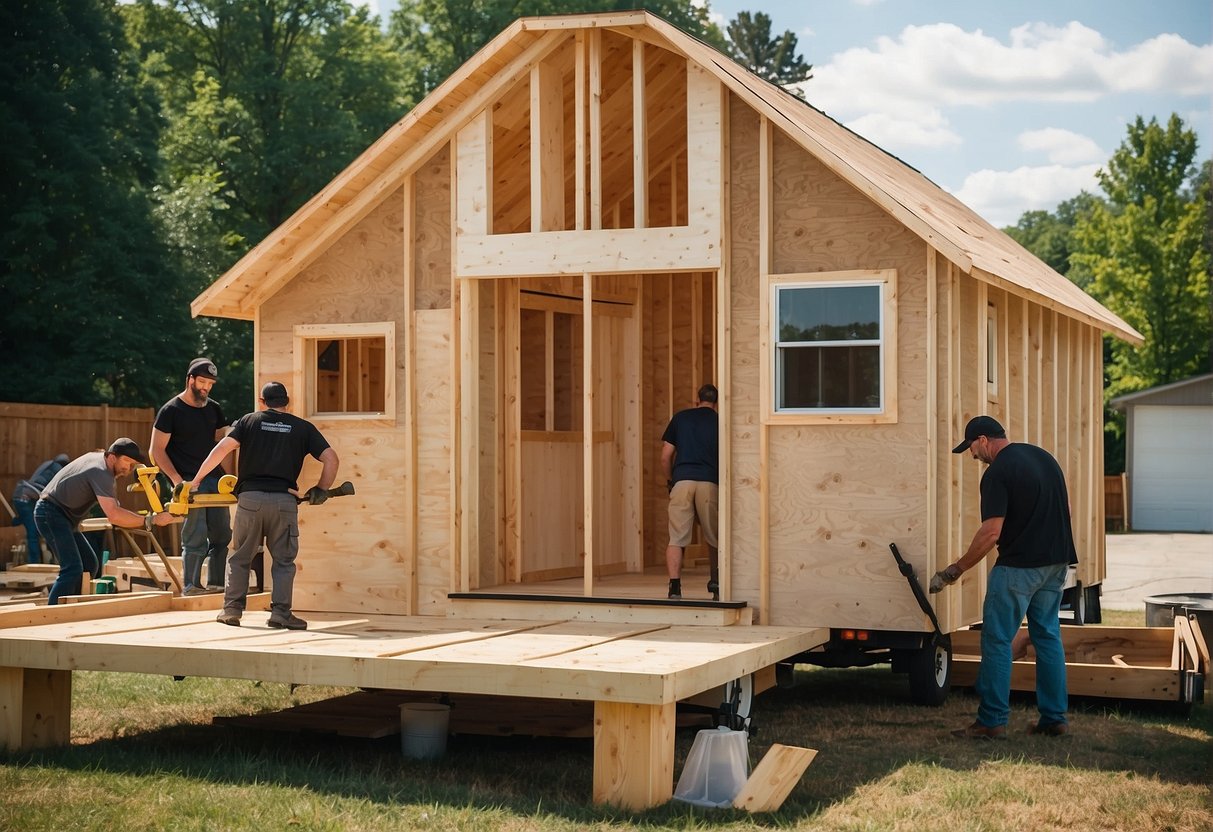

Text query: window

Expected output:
[771,270,896,419]
[986,302,999,399]
[295,322,395,419]
[519,294,582,432]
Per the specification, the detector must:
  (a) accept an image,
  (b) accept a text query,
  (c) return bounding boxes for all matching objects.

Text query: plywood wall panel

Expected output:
[414,145,452,311]
[258,188,411,615]
[725,96,762,604]
[415,310,453,615]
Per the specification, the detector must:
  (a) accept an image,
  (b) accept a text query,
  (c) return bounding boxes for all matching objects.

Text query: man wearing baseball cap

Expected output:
[150,357,233,595]
[35,439,180,604]
[189,381,339,630]
[931,415,1077,739]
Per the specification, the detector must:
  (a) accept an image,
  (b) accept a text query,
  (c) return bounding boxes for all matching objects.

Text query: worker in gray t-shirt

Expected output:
[36,438,180,604]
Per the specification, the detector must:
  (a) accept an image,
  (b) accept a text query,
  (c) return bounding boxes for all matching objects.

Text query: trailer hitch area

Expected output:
[889,542,943,639]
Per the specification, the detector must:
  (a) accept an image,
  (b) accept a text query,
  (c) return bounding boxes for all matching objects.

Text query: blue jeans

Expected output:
[977,562,1069,728]
[180,474,233,590]
[35,500,98,605]
[14,497,40,562]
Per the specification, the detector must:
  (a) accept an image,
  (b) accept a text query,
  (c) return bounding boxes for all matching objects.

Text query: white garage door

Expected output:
[1131,405,1213,532]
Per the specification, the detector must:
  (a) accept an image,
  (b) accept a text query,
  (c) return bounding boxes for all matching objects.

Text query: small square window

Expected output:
[295,322,395,419]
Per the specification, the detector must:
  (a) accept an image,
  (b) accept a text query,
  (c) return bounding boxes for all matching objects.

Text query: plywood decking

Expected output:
[0,600,825,809]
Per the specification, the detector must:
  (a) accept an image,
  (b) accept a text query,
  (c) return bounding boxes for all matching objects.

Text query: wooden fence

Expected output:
[0,402,171,560]
[1105,473,1129,532]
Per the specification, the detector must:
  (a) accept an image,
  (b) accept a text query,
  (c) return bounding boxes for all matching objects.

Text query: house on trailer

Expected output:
[192,12,1142,653]
[1111,373,1213,533]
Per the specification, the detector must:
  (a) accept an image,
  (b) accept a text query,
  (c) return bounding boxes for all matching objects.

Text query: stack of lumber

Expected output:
[0,563,58,591]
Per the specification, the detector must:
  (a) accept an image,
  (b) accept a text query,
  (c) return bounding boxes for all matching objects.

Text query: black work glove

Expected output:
[171,481,187,503]
[928,563,963,593]
[305,486,328,505]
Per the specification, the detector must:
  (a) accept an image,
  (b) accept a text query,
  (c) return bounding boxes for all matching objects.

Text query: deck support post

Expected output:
[592,700,675,809]
[0,666,71,752]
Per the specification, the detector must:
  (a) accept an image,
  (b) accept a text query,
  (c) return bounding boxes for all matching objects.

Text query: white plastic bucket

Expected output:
[399,702,450,760]
[673,725,750,808]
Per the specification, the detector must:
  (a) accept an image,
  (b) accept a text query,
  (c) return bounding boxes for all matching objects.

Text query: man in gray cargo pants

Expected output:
[189,381,339,631]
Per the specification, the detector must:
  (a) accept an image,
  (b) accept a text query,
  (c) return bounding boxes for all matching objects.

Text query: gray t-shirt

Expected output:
[39,452,117,525]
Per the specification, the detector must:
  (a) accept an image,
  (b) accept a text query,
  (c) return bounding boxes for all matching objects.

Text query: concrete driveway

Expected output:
[1101,532,1213,611]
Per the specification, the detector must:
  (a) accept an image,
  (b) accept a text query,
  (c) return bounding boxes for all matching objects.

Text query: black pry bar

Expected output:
[889,542,943,637]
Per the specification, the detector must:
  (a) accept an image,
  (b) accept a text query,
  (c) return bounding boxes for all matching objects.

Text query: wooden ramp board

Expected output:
[733,743,817,813]
[951,624,1204,703]
[0,604,827,809]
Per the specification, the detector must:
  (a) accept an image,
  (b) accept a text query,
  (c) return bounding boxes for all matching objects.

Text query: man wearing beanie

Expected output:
[36,439,180,604]
[189,381,339,630]
[931,415,1077,740]
[151,357,233,595]
[11,452,69,563]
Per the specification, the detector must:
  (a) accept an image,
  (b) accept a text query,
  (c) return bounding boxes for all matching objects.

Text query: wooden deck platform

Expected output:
[0,592,826,809]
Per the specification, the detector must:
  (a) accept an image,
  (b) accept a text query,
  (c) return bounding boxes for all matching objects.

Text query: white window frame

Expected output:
[293,321,396,423]
[768,269,897,424]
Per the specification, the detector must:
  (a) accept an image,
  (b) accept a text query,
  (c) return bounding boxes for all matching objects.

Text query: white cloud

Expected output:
[952,163,1102,226]
[847,109,962,150]
[807,21,1213,128]
[1017,128,1105,164]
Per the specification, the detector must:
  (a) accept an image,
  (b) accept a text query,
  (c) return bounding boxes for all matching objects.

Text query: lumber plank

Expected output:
[733,743,817,812]
[593,700,675,809]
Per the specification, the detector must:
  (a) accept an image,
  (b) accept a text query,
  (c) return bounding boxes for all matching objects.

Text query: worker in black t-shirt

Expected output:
[189,381,339,631]
[151,357,233,594]
[931,415,1077,739]
[660,384,719,601]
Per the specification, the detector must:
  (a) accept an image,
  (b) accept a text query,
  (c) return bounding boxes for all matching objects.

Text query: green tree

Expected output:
[725,11,811,94]
[123,0,409,407]
[1069,115,1211,473]
[390,0,726,104]
[0,0,191,407]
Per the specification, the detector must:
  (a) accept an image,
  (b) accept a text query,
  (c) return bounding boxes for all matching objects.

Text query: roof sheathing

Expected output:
[194,11,1142,347]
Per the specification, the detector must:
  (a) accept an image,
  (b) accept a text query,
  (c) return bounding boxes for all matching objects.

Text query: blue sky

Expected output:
[361,0,1212,226]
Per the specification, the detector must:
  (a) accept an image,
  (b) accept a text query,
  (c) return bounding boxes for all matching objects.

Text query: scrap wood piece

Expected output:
[732,743,817,813]
[1186,615,1210,699]
[1110,654,1129,667]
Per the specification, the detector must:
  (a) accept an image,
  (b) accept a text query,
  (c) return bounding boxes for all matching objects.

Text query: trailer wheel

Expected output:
[907,635,952,706]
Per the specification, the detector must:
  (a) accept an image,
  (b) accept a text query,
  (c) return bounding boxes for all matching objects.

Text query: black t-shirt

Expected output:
[980,443,1078,569]
[661,406,718,485]
[153,396,228,479]
[230,409,331,494]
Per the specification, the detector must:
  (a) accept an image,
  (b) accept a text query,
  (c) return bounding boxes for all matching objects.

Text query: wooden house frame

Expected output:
[191,11,1139,632]
[0,12,1147,809]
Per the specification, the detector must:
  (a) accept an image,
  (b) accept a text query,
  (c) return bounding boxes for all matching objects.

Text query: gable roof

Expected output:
[1110,373,1213,409]
[192,11,1143,345]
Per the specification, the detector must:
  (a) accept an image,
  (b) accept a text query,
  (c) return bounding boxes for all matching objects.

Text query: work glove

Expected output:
[171,481,187,504]
[928,563,963,593]
[304,486,328,505]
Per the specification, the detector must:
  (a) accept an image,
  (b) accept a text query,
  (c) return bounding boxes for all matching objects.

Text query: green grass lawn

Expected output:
[2,612,1210,831]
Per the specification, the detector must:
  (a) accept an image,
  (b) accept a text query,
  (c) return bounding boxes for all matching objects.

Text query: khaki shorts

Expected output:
[667,481,718,548]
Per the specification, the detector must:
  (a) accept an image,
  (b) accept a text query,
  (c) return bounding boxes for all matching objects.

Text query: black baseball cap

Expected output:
[188,357,218,379]
[261,381,289,407]
[952,416,1006,454]
[107,437,149,465]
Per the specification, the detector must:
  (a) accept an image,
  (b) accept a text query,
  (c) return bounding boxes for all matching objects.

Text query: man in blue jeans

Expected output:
[36,439,180,604]
[11,453,69,562]
[931,415,1077,739]
[151,357,233,595]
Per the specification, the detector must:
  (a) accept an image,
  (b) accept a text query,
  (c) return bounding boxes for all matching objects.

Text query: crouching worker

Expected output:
[36,439,180,604]
[189,382,338,631]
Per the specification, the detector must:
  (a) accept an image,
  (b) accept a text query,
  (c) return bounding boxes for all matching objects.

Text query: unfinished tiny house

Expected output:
[192,12,1141,638]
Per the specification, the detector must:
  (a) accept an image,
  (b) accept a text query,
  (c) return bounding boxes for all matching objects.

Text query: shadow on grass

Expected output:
[4,665,1210,827]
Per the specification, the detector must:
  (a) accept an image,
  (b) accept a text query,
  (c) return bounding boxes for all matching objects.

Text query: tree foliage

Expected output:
[1071,114,1211,398]
[725,11,811,94]
[1004,192,1103,281]
[0,0,190,406]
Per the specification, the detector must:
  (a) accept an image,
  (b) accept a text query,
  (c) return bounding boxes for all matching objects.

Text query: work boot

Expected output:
[1027,721,1069,737]
[707,579,720,601]
[267,613,308,631]
[950,721,1006,740]
[216,610,241,627]
[184,586,209,597]
[667,579,682,600]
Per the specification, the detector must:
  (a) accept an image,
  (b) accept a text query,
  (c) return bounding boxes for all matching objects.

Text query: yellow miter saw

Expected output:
[130,466,237,516]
